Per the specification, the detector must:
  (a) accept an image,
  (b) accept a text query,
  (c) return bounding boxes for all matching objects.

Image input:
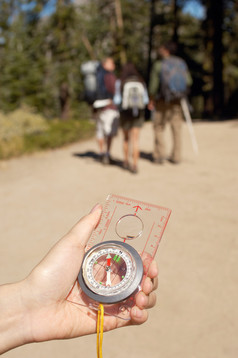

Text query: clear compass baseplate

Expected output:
[68,194,171,319]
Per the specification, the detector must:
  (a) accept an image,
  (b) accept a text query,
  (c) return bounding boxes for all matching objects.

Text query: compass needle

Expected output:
[106,269,111,286]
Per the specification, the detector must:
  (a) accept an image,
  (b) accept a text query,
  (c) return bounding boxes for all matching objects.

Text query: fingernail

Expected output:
[90,203,101,213]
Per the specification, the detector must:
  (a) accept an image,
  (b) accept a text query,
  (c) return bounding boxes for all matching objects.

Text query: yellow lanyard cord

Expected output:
[97,304,104,358]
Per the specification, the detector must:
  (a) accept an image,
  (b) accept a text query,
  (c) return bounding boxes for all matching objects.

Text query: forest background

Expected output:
[0,0,237,158]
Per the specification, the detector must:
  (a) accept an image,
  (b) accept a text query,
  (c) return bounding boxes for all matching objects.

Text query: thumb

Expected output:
[64,204,102,254]
[26,205,103,295]
[44,203,102,268]
[47,204,102,280]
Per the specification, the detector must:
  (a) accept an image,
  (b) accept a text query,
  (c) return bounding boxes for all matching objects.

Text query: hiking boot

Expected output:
[122,161,130,170]
[168,158,180,164]
[130,165,138,174]
[102,154,111,165]
[153,158,164,164]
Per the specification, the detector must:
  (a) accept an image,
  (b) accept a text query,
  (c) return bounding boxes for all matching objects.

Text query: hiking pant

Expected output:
[153,99,183,162]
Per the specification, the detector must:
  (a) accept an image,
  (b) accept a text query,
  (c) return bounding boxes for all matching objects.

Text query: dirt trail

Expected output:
[1,119,238,358]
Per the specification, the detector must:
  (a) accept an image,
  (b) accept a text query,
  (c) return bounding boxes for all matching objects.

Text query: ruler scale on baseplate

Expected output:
[73,194,171,320]
[87,194,171,274]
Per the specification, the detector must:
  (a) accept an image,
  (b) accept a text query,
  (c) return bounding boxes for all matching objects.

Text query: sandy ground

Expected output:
[0,119,238,358]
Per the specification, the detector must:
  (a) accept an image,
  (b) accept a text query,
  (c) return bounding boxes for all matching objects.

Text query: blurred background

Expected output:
[1,0,238,159]
[0,0,238,120]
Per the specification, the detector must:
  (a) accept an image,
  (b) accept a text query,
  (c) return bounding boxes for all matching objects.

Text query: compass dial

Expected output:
[78,241,143,304]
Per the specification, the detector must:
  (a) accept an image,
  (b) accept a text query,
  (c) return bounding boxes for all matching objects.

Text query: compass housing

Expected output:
[78,240,144,304]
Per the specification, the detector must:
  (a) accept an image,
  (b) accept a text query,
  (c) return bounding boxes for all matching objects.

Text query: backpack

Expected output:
[80,60,99,104]
[121,79,148,116]
[80,61,111,104]
[160,56,188,102]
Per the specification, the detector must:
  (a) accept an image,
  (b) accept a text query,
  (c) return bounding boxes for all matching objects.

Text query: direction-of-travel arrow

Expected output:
[133,205,142,213]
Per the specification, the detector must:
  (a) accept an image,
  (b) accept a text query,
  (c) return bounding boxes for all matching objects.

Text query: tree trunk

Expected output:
[81,33,96,60]
[114,0,127,65]
[206,0,224,117]
[147,0,156,85]
[172,0,179,45]
[59,82,70,120]
[211,0,224,117]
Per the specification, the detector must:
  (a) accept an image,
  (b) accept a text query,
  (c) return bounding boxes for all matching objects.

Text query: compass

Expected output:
[78,240,144,304]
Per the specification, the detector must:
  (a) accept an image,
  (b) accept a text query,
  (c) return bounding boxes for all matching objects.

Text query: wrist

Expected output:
[0,280,32,354]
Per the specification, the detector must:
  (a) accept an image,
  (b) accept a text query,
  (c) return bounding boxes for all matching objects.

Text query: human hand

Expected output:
[147,99,155,111]
[0,204,158,353]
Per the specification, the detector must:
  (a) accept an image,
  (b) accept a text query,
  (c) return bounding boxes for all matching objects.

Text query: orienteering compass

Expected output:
[78,240,144,304]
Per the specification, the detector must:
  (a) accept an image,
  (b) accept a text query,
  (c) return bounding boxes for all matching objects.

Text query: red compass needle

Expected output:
[106,254,111,267]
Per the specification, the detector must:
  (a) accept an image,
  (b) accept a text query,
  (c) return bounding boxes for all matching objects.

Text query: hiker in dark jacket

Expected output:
[94,57,119,165]
[119,63,149,174]
[149,42,192,164]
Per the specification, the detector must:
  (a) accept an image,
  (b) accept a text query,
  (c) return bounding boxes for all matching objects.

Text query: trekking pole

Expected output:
[180,97,199,155]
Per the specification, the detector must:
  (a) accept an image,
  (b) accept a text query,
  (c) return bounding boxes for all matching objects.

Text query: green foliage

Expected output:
[78,0,150,73]
[0,106,49,141]
[0,0,238,119]
[0,106,95,159]
[24,118,95,153]
[0,106,49,158]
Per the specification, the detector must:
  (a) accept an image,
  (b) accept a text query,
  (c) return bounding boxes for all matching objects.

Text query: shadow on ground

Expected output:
[73,150,154,165]
[140,151,153,162]
[73,151,124,169]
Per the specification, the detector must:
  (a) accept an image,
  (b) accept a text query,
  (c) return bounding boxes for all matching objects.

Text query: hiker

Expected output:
[0,204,158,354]
[115,63,149,174]
[81,57,119,164]
[93,57,119,164]
[149,42,192,164]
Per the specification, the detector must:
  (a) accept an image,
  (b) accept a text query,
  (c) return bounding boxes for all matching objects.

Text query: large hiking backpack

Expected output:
[80,60,99,104]
[80,61,111,104]
[121,79,147,116]
[160,56,188,102]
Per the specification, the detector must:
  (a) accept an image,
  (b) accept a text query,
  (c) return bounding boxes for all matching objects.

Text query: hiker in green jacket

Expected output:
[149,42,192,164]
